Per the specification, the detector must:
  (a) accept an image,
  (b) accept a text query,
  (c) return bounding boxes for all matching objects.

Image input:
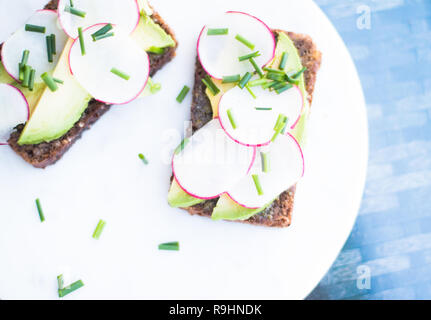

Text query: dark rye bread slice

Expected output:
[5,0,178,168]
[182,30,321,227]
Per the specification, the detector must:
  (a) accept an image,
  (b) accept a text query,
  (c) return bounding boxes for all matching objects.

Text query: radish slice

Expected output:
[172,119,256,199]
[1,10,68,83]
[57,0,140,38]
[0,84,29,145]
[218,85,303,146]
[226,133,304,209]
[69,24,149,105]
[197,11,275,80]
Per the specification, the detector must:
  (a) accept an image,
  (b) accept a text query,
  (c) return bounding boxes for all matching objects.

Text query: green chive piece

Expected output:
[50,34,56,55]
[175,138,189,155]
[78,27,85,56]
[248,79,269,87]
[41,72,58,92]
[35,198,45,222]
[227,108,237,129]
[57,274,64,290]
[261,80,275,89]
[274,114,287,131]
[28,69,35,91]
[238,72,252,89]
[238,51,260,61]
[138,153,149,165]
[46,35,53,63]
[91,24,113,40]
[261,152,270,173]
[281,117,289,134]
[245,85,256,99]
[222,74,241,83]
[291,67,307,79]
[252,174,264,195]
[249,58,264,78]
[25,24,46,33]
[202,75,220,95]
[147,46,165,54]
[53,78,64,84]
[92,220,106,240]
[93,32,114,41]
[271,81,288,90]
[176,85,190,103]
[21,50,30,65]
[279,52,288,70]
[255,107,272,111]
[276,83,293,94]
[263,67,285,74]
[110,68,130,80]
[158,242,180,251]
[207,28,228,36]
[266,72,285,82]
[64,5,86,18]
[58,280,84,298]
[69,0,74,7]
[22,65,31,87]
[147,78,161,94]
[18,63,24,82]
[235,34,255,50]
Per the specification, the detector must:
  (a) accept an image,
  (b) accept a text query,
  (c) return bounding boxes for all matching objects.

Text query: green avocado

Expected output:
[167,32,308,220]
[168,179,204,208]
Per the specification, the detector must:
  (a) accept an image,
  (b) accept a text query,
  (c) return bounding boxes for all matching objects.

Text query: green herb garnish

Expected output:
[275,83,293,94]
[227,108,237,129]
[252,174,264,195]
[92,220,106,240]
[64,5,86,18]
[175,138,189,155]
[176,85,190,103]
[53,78,64,84]
[207,28,228,36]
[58,280,84,298]
[41,72,58,92]
[202,75,220,95]
[91,24,113,40]
[21,50,30,65]
[28,69,35,91]
[138,153,149,165]
[279,51,288,70]
[245,85,256,99]
[46,35,53,63]
[93,32,114,41]
[50,34,56,55]
[158,242,180,251]
[222,74,241,83]
[25,24,46,33]
[249,58,264,78]
[22,65,31,88]
[238,72,252,89]
[110,68,130,80]
[235,34,255,50]
[35,198,45,222]
[255,107,272,111]
[78,27,85,56]
[238,51,260,61]
[261,152,270,173]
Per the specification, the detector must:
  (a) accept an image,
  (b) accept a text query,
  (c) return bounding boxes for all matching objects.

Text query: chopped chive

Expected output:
[248,79,269,87]
[35,198,45,222]
[93,32,114,41]
[147,46,165,54]
[245,85,256,99]
[110,68,130,80]
[46,35,53,63]
[147,78,161,94]
[274,114,287,131]
[266,72,285,82]
[255,107,272,111]
[57,274,64,290]
[238,72,252,89]
[276,83,293,94]
[91,24,113,40]
[261,80,275,89]
[25,24,45,33]
[78,27,85,56]
[279,51,288,70]
[28,69,35,91]
[50,34,56,55]
[22,65,31,87]
[176,85,190,103]
[41,72,58,92]
[272,116,288,141]
[252,174,264,195]
[249,58,264,78]
[263,67,285,74]
[64,5,86,18]
[222,74,241,83]
[281,117,289,134]
[235,34,255,50]
[138,153,149,165]
[261,152,270,173]
[227,108,237,129]
[285,75,300,85]
[92,219,106,240]
[53,78,64,84]
[21,50,30,65]
[270,81,288,90]
[58,280,84,298]
[207,28,228,36]
[158,242,180,251]
[238,51,260,61]
[69,0,74,7]
[18,63,24,82]
[202,75,220,95]
[175,137,189,155]
[291,67,307,79]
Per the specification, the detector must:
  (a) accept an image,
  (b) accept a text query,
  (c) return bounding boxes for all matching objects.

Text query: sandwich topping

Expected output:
[170,12,309,217]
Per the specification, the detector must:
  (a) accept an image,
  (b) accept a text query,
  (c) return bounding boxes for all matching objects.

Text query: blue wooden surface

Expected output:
[307,0,431,300]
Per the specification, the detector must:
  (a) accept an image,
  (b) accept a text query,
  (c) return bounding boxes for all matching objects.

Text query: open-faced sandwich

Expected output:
[0,0,177,168]
[168,11,321,227]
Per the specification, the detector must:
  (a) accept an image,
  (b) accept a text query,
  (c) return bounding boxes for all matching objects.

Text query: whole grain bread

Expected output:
[4,0,178,168]
[183,30,321,227]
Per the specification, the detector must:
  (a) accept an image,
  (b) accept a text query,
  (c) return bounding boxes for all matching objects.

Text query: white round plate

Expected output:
[0,0,367,299]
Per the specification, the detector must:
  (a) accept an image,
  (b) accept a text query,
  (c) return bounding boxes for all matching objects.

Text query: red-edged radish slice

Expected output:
[0,84,29,145]
[1,10,68,83]
[172,119,256,200]
[197,11,275,80]
[57,0,140,38]
[218,84,303,146]
[226,133,304,209]
[68,24,149,105]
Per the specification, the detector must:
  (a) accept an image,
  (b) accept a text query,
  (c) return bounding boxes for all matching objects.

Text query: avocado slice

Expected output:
[168,179,204,208]
[18,38,92,145]
[211,194,269,221]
